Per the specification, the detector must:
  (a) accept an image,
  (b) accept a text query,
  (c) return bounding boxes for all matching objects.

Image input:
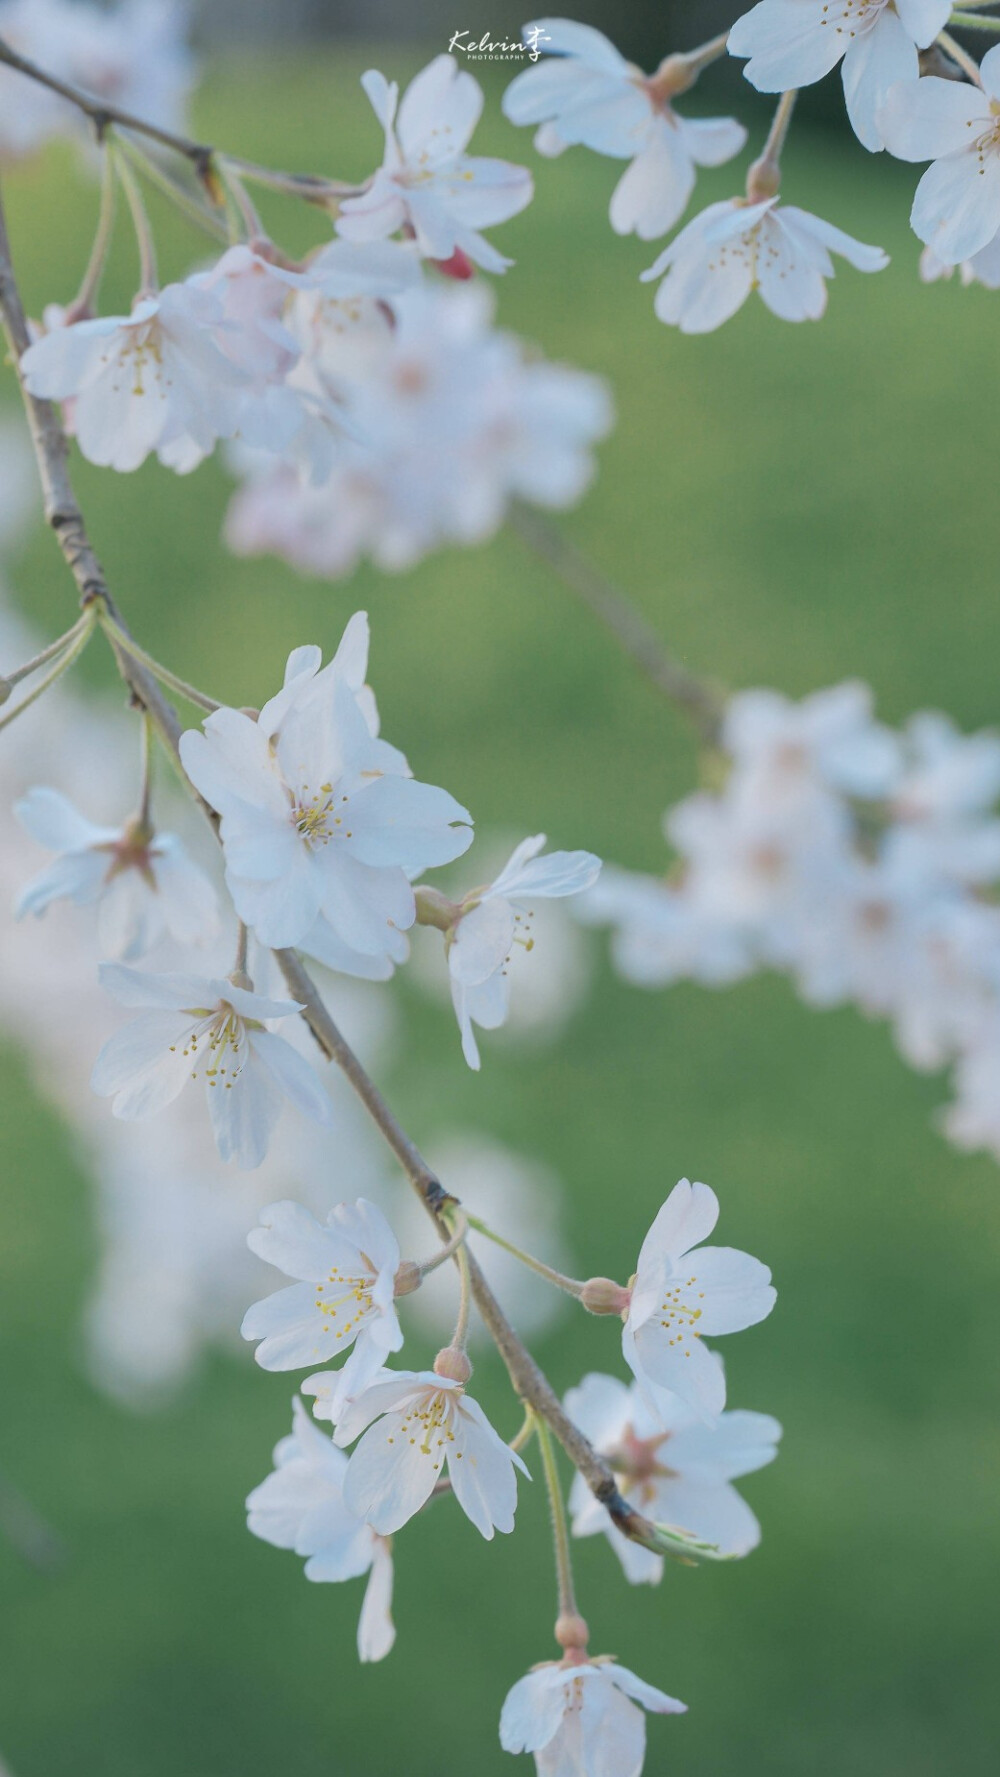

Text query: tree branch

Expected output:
[0,177,668,1559]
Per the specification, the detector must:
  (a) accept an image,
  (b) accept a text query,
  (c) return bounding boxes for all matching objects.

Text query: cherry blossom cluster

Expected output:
[583,680,1000,1161]
[501,8,1000,331]
[243,1177,779,1770]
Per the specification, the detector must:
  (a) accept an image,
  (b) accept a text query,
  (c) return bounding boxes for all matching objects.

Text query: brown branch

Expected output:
[0,179,666,1560]
[509,503,725,747]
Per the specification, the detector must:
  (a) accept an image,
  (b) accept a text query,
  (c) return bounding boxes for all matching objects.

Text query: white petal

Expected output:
[357,1538,395,1661]
[248,1030,335,1128]
[878,77,988,161]
[911,148,1000,264]
[635,1178,719,1272]
[450,898,516,987]
[842,11,917,152]
[343,1416,442,1533]
[14,785,109,851]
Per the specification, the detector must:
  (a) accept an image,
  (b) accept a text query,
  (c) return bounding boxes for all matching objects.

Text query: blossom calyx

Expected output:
[393,1259,422,1297]
[433,1344,472,1383]
[580,1276,631,1317]
[413,884,461,932]
[554,1613,590,1654]
[746,153,781,203]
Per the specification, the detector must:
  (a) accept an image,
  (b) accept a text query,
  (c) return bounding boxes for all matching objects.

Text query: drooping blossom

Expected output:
[441,834,601,1069]
[241,1199,403,1413]
[622,1179,776,1419]
[247,1397,395,1661]
[179,613,473,956]
[504,19,746,239]
[14,786,219,959]
[920,235,1000,289]
[642,197,888,331]
[565,1371,781,1581]
[879,51,1000,264]
[336,55,533,272]
[91,964,334,1168]
[20,283,250,472]
[330,1370,530,1538]
[499,1658,685,1775]
[729,0,951,152]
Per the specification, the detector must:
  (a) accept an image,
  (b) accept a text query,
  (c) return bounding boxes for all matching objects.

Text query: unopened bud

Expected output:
[555,1613,590,1653]
[746,153,781,203]
[646,52,696,104]
[580,1277,631,1318]
[433,1345,472,1384]
[393,1260,422,1298]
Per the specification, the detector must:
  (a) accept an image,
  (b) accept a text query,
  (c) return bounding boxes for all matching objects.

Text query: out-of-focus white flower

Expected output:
[225,282,612,579]
[443,835,601,1069]
[880,52,1000,264]
[724,682,902,805]
[729,0,951,152]
[642,197,888,331]
[241,1200,403,1414]
[920,234,1000,288]
[337,55,533,272]
[500,1658,685,1775]
[503,18,746,240]
[20,284,249,473]
[247,1397,395,1661]
[565,1372,781,1582]
[0,0,194,160]
[622,1179,776,1419]
[331,1369,530,1538]
[91,964,334,1168]
[577,866,754,989]
[179,615,472,954]
[14,786,218,959]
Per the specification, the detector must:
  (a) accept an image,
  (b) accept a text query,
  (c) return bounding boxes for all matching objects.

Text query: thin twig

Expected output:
[0,182,666,1560]
[509,505,724,746]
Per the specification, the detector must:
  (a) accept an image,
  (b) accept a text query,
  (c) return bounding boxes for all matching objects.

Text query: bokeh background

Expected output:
[2,22,1000,1777]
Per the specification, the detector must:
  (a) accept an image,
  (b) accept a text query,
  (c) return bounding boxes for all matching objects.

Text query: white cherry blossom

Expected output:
[729,0,951,152]
[91,964,334,1168]
[879,52,1000,264]
[14,786,219,960]
[247,1397,395,1662]
[178,614,473,954]
[724,681,903,806]
[920,233,1000,288]
[503,19,746,240]
[500,1658,685,1776]
[445,834,601,1069]
[565,1372,781,1582]
[332,1369,530,1538]
[20,283,250,473]
[241,1200,403,1412]
[642,197,888,332]
[336,56,533,272]
[622,1179,776,1419]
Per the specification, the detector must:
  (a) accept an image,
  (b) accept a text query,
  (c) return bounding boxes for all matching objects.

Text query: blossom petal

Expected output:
[357,1538,396,1661]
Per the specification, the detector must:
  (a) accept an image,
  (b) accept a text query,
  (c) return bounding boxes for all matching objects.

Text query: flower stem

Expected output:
[73,145,116,315]
[137,709,154,828]
[113,145,158,295]
[747,89,798,201]
[452,1243,473,1350]
[466,1214,586,1299]
[97,613,221,712]
[0,614,94,731]
[1,611,93,695]
[416,1209,469,1279]
[938,27,986,76]
[535,1414,580,1622]
[115,132,229,245]
[949,7,1000,26]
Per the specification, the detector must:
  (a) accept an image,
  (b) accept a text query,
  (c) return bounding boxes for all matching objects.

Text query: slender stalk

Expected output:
[73,145,116,315]
[1,612,92,693]
[0,617,94,731]
[535,1415,579,1621]
[509,505,723,745]
[0,182,668,1562]
[949,9,1000,29]
[116,133,230,246]
[415,1209,469,1279]
[137,710,153,829]
[466,1213,585,1299]
[233,919,250,981]
[113,147,158,294]
[938,27,986,77]
[509,1411,534,1455]
[452,1244,473,1350]
[747,89,798,200]
[97,613,221,712]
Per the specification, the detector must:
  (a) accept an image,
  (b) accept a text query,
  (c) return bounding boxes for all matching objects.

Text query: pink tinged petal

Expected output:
[343,1414,443,1533]
[779,206,889,270]
[894,0,952,44]
[14,785,111,851]
[842,11,917,152]
[654,1476,761,1556]
[447,1396,527,1538]
[500,1669,575,1755]
[90,1014,197,1116]
[357,1538,395,1661]
[682,115,749,170]
[610,130,693,241]
[686,1245,776,1334]
[609,1664,687,1716]
[878,76,988,160]
[636,1178,720,1272]
[208,1056,283,1168]
[728,0,851,90]
[336,180,409,244]
[248,1030,334,1128]
[450,898,517,987]
[397,55,484,164]
[911,148,1000,264]
[360,68,398,132]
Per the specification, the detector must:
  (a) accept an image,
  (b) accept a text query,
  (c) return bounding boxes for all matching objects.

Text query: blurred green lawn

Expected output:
[2,44,1000,1777]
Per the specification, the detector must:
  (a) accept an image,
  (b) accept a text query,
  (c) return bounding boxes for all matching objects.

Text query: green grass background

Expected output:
[2,45,1000,1777]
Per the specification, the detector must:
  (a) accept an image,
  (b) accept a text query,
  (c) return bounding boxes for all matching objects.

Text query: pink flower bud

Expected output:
[433,1344,472,1384]
[580,1276,631,1318]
